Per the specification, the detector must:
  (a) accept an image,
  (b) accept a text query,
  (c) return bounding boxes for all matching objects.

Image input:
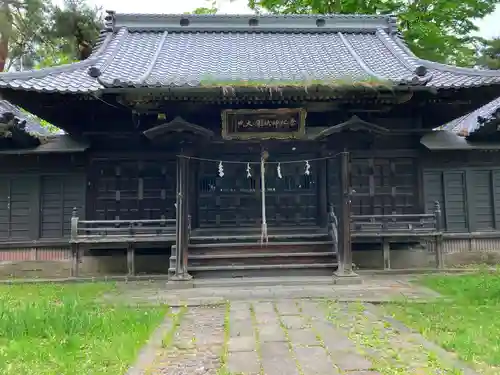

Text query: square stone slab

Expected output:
[259,325,287,342]
[330,350,374,371]
[288,329,321,347]
[281,315,308,330]
[275,301,300,316]
[227,350,260,374]
[228,336,256,352]
[261,342,299,375]
[294,346,340,375]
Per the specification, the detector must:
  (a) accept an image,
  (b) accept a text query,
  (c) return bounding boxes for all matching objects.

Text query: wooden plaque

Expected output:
[221,108,306,140]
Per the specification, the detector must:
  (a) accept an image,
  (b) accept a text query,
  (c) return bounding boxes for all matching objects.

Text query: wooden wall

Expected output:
[0,154,86,244]
[422,151,500,232]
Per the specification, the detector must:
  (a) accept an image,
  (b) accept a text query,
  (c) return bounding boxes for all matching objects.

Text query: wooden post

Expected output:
[181,156,191,277]
[127,223,135,276]
[70,208,80,277]
[334,151,359,281]
[383,239,391,270]
[434,201,444,269]
[170,154,192,281]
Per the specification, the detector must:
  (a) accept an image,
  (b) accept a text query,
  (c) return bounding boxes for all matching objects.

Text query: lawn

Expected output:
[386,271,500,374]
[0,282,168,375]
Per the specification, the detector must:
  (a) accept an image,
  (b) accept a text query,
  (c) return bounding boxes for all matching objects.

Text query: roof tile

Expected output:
[441,96,500,136]
[0,12,499,93]
[0,100,54,135]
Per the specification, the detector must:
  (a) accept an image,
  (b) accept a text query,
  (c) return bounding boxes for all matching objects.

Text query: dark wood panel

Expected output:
[0,176,33,240]
[40,174,85,239]
[90,159,176,221]
[423,171,444,214]
[350,156,418,216]
[197,155,321,228]
[469,170,494,230]
[443,171,468,232]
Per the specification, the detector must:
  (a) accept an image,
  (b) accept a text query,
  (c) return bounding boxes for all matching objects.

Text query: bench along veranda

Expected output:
[350,201,444,270]
[69,208,177,277]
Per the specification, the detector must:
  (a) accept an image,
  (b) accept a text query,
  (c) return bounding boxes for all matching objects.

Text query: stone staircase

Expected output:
[169,227,338,278]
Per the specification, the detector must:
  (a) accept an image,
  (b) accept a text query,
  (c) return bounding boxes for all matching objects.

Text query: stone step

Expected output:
[189,232,329,243]
[168,262,338,278]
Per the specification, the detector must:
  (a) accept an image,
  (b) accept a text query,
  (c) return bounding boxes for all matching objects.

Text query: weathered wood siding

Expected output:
[350,155,419,215]
[0,155,86,243]
[88,158,177,221]
[0,176,33,240]
[40,174,86,238]
[423,152,500,232]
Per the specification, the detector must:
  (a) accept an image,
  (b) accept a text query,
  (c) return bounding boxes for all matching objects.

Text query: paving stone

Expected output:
[313,322,357,351]
[346,372,382,375]
[230,303,252,321]
[227,350,261,374]
[294,346,340,375]
[253,301,275,314]
[256,312,279,325]
[228,336,256,352]
[329,350,374,371]
[288,329,321,347]
[258,324,287,342]
[229,324,254,337]
[261,342,299,375]
[297,300,322,318]
[275,300,300,315]
[281,315,308,330]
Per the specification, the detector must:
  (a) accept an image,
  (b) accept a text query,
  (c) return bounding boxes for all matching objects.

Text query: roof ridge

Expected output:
[391,36,500,78]
[137,31,169,84]
[337,32,385,81]
[375,29,432,84]
[108,11,396,33]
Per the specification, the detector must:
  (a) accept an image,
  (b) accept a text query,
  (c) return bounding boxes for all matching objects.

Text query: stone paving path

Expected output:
[138,298,470,375]
[108,276,441,307]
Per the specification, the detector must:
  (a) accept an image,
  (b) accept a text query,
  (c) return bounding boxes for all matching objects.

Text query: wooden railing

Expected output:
[350,201,444,269]
[69,208,178,277]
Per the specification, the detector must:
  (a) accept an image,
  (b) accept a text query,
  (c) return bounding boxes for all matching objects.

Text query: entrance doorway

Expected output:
[195,154,321,228]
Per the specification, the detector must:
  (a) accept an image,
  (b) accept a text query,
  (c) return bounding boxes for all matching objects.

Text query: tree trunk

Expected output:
[0,1,12,72]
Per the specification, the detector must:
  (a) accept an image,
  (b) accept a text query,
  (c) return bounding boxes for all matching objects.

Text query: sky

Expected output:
[69,0,500,39]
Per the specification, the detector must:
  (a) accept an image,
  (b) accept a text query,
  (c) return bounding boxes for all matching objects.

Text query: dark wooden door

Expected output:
[196,157,320,228]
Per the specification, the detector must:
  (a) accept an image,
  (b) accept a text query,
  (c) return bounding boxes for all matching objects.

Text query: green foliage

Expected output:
[0,0,102,72]
[477,37,500,69]
[246,0,500,67]
[0,283,168,375]
[387,271,500,370]
[192,0,218,14]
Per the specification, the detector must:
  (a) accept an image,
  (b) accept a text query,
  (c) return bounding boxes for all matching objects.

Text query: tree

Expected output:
[0,0,102,72]
[192,0,218,14]
[477,37,500,69]
[246,0,500,67]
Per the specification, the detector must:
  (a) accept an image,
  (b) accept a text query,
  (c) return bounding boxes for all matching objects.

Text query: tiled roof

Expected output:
[0,100,53,135]
[1,12,500,93]
[440,96,500,136]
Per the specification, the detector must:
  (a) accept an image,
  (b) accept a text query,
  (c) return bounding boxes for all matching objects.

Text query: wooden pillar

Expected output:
[181,156,191,276]
[70,208,80,277]
[434,200,445,269]
[334,151,358,279]
[171,154,192,281]
[382,239,391,270]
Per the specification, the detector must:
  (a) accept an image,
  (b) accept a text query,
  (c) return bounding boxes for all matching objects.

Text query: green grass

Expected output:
[0,283,168,375]
[386,271,500,373]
